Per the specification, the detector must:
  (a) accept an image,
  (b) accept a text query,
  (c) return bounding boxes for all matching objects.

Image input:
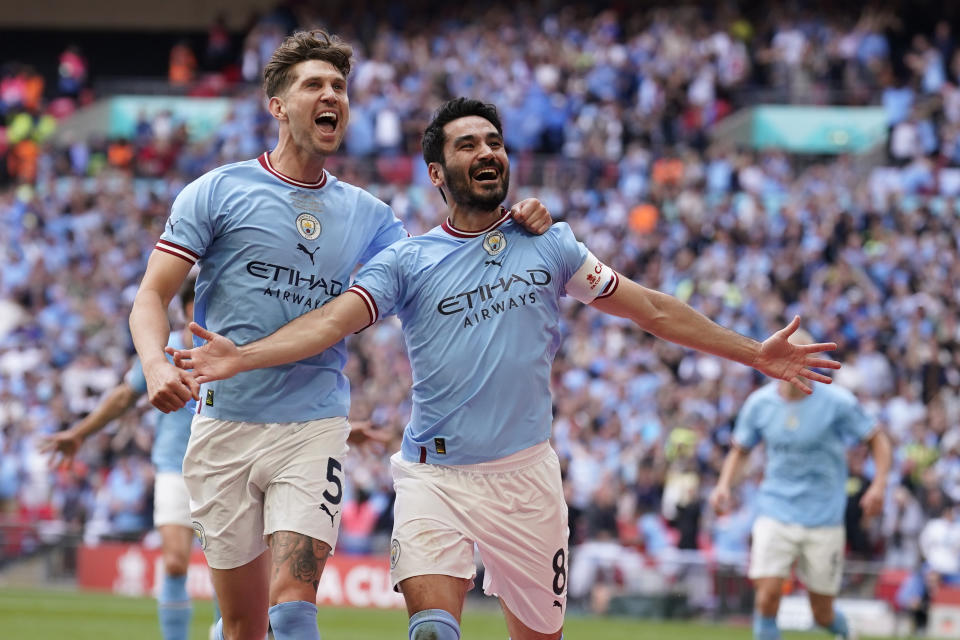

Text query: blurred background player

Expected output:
[41,277,203,640]
[710,329,893,640]
[166,97,841,640]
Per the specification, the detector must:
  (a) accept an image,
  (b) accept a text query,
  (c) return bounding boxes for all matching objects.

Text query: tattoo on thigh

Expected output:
[270,532,332,590]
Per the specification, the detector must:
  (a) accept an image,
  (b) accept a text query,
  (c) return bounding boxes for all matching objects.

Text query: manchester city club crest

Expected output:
[192,520,207,550]
[296,212,322,240]
[482,229,507,256]
[390,538,401,569]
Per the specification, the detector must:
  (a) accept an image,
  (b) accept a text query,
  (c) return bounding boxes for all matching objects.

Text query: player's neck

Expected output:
[268,141,327,184]
[447,204,503,232]
[778,381,807,401]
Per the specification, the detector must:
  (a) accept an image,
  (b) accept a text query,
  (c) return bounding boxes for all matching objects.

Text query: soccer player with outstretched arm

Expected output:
[169,98,841,640]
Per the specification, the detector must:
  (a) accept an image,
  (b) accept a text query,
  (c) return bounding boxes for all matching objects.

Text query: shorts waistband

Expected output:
[192,414,349,431]
[434,441,555,474]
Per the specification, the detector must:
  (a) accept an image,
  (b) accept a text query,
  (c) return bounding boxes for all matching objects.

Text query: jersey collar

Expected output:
[257,152,328,189]
[440,208,510,238]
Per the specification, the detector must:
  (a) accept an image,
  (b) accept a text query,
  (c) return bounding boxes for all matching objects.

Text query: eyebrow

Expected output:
[452,132,502,145]
[298,73,346,86]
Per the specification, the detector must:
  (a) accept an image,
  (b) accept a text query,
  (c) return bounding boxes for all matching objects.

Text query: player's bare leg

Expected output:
[159,523,194,577]
[752,577,784,640]
[210,550,271,640]
[499,598,562,640]
[753,576,784,617]
[400,575,471,639]
[809,591,852,638]
[266,531,330,639]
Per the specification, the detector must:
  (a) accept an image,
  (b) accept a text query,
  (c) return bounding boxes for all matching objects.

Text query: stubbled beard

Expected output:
[442,164,509,211]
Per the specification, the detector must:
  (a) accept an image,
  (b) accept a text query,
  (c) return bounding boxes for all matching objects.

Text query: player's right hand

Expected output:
[709,485,732,514]
[166,322,243,384]
[145,358,199,413]
[38,429,83,469]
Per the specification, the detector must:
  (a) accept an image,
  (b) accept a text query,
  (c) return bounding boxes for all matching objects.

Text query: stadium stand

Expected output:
[1,1,959,633]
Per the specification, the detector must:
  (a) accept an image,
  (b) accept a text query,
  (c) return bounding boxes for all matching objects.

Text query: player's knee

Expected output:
[163,551,190,577]
[409,608,460,640]
[754,588,780,615]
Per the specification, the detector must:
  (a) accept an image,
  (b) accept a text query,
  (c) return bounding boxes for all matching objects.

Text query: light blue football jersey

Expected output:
[126,331,195,473]
[349,213,617,465]
[157,153,407,422]
[732,382,876,527]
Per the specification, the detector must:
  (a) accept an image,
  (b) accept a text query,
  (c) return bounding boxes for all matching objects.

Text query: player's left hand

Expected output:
[859,481,885,519]
[166,322,244,384]
[510,198,552,235]
[754,316,841,394]
[347,420,393,446]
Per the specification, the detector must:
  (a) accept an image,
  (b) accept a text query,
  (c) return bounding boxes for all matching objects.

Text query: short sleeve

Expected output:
[541,223,617,303]
[347,246,404,327]
[835,390,877,442]
[155,178,215,266]
[732,396,762,450]
[124,357,148,395]
[358,200,408,265]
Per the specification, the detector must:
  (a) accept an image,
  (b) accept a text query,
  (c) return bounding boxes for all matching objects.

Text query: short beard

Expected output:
[442,165,509,211]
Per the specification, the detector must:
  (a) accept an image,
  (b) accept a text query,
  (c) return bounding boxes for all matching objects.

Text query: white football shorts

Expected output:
[183,415,350,570]
[153,471,192,528]
[749,515,845,595]
[390,441,569,635]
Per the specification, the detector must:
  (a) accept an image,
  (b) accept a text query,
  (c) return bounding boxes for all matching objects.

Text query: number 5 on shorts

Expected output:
[322,457,343,504]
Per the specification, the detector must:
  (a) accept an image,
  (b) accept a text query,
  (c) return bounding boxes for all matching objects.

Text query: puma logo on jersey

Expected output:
[553,600,563,611]
[297,243,319,265]
[319,503,339,526]
[484,259,503,266]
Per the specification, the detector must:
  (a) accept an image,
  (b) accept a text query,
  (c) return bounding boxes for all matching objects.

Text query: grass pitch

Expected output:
[0,587,893,639]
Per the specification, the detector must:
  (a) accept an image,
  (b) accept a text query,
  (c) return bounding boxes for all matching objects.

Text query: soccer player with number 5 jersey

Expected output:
[169,98,841,640]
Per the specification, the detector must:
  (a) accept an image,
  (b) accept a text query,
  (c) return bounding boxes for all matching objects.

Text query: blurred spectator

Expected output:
[168,41,197,87]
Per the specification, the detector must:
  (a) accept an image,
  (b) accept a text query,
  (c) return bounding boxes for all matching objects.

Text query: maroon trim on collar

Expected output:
[440,208,510,238]
[257,152,328,189]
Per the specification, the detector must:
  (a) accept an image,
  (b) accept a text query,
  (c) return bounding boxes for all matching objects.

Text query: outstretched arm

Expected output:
[170,291,371,383]
[39,383,140,468]
[591,276,840,393]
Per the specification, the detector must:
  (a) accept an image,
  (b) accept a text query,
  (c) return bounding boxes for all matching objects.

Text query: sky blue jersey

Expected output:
[126,332,195,473]
[732,382,877,527]
[348,212,618,465]
[156,153,407,423]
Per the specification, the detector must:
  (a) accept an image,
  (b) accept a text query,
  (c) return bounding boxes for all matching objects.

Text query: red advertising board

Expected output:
[77,543,404,609]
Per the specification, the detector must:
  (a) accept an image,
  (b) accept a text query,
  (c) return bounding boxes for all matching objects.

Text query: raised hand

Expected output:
[166,322,244,384]
[39,429,83,469]
[509,198,552,235]
[754,316,841,394]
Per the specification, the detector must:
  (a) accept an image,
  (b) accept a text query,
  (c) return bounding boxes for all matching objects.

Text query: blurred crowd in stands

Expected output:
[2,0,960,620]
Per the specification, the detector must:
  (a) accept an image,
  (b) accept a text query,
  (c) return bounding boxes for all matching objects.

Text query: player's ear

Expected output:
[427,162,444,188]
[267,95,286,121]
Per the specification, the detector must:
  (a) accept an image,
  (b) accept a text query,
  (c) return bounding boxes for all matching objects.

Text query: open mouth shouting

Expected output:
[314,110,339,135]
[472,164,502,184]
